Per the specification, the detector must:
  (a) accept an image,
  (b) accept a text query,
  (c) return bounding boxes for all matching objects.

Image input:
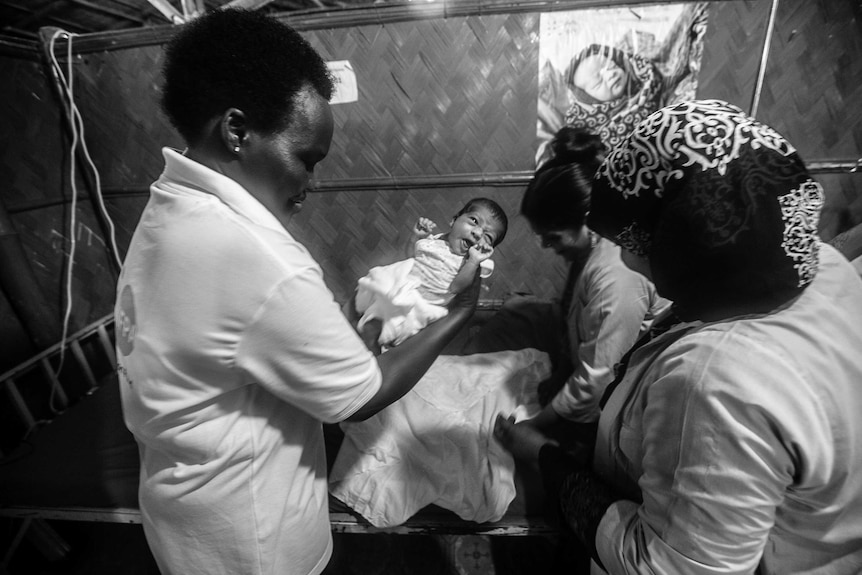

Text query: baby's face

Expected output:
[447,206,503,256]
[572,54,627,103]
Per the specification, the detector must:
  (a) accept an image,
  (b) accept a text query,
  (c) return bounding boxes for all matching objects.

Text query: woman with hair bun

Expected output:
[468,126,669,449]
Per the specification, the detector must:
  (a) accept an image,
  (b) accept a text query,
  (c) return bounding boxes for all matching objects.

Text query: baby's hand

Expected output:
[467,242,493,264]
[412,217,437,238]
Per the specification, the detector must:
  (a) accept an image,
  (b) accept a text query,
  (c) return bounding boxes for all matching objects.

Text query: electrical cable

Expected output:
[45,29,123,411]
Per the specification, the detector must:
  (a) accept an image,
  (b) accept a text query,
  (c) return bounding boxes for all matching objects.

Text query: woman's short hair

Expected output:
[160,9,334,144]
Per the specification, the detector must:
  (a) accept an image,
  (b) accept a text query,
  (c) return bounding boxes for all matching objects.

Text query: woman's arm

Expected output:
[595,333,796,574]
[551,261,655,422]
[494,413,616,568]
[448,244,492,295]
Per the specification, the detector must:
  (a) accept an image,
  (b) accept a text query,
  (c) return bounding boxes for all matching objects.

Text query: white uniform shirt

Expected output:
[115,148,381,575]
[594,243,862,574]
[551,238,669,422]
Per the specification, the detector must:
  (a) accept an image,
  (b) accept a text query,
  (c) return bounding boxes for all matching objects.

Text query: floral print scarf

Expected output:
[588,99,824,321]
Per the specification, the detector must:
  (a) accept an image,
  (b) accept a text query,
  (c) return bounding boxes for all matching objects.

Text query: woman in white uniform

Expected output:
[496,99,862,574]
[114,10,479,575]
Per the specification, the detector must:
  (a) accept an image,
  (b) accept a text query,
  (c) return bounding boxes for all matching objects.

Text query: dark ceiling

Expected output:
[0,0,376,41]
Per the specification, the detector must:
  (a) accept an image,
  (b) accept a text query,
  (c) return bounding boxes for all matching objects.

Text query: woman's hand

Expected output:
[493,413,557,464]
[447,267,481,313]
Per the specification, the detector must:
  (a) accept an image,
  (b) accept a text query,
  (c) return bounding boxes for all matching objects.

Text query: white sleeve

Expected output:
[236,264,381,424]
[552,266,653,422]
[596,332,804,574]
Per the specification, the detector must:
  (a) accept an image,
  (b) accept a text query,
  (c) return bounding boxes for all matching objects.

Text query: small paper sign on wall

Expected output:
[327,60,358,104]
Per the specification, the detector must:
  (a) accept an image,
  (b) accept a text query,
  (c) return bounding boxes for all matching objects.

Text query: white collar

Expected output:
[159,147,287,234]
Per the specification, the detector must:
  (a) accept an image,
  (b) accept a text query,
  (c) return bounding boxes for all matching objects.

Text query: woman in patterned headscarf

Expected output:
[496,100,862,574]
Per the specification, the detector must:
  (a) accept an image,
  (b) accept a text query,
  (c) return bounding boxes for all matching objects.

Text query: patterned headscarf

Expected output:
[588,99,824,321]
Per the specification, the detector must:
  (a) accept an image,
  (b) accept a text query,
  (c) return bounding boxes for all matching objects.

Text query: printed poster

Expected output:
[536,2,708,165]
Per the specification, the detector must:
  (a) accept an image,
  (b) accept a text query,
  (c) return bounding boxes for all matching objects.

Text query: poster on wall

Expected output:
[536,2,708,166]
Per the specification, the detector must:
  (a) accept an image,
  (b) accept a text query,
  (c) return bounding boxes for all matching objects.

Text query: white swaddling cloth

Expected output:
[329,348,550,527]
[355,259,449,347]
[355,236,494,347]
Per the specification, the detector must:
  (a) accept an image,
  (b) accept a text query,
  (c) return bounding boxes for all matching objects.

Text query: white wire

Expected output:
[48,31,123,270]
[46,30,77,396]
[45,29,124,412]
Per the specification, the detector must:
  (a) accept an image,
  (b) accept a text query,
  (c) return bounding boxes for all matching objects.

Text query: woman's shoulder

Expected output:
[652,319,806,400]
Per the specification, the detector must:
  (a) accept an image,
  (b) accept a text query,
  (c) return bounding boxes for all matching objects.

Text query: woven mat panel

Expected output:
[697,1,770,109]
[755,0,862,160]
[698,0,862,240]
[308,14,540,180]
[5,2,862,367]
[817,172,862,240]
[291,187,567,305]
[11,203,118,330]
[71,14,540,186]
[0,57,68,206]
[0,56,120,363]
[71,46,180,188]
[60,13,551,304]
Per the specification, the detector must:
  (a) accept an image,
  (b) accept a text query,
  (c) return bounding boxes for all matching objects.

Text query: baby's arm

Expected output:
[405,217,437,258]
[449,243,493,294]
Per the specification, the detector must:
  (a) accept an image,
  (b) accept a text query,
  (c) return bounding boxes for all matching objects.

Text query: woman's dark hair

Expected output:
[520,127,606,232]
[161,9,334,144]
[455,197,509,246]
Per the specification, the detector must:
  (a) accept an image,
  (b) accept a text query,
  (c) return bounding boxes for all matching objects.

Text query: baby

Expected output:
[354,197,508,352]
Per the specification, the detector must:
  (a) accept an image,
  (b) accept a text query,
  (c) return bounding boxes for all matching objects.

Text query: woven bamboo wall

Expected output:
[0,55,120,371]
[2,0,861,370]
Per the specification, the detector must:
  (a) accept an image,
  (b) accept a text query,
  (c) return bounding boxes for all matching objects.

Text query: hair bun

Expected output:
[549,126,606,166]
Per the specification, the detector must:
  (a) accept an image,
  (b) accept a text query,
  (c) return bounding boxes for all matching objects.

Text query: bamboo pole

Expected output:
[750,0,780,118]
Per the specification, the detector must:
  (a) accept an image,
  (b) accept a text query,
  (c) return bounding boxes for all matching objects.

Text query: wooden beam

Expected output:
[146,0,185,24]
[0,506,555,537]
[3,1,91,33]
[66,0,146,24]
[0,36,39,59]
[55,0,727,53]
[222,0,279,10]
